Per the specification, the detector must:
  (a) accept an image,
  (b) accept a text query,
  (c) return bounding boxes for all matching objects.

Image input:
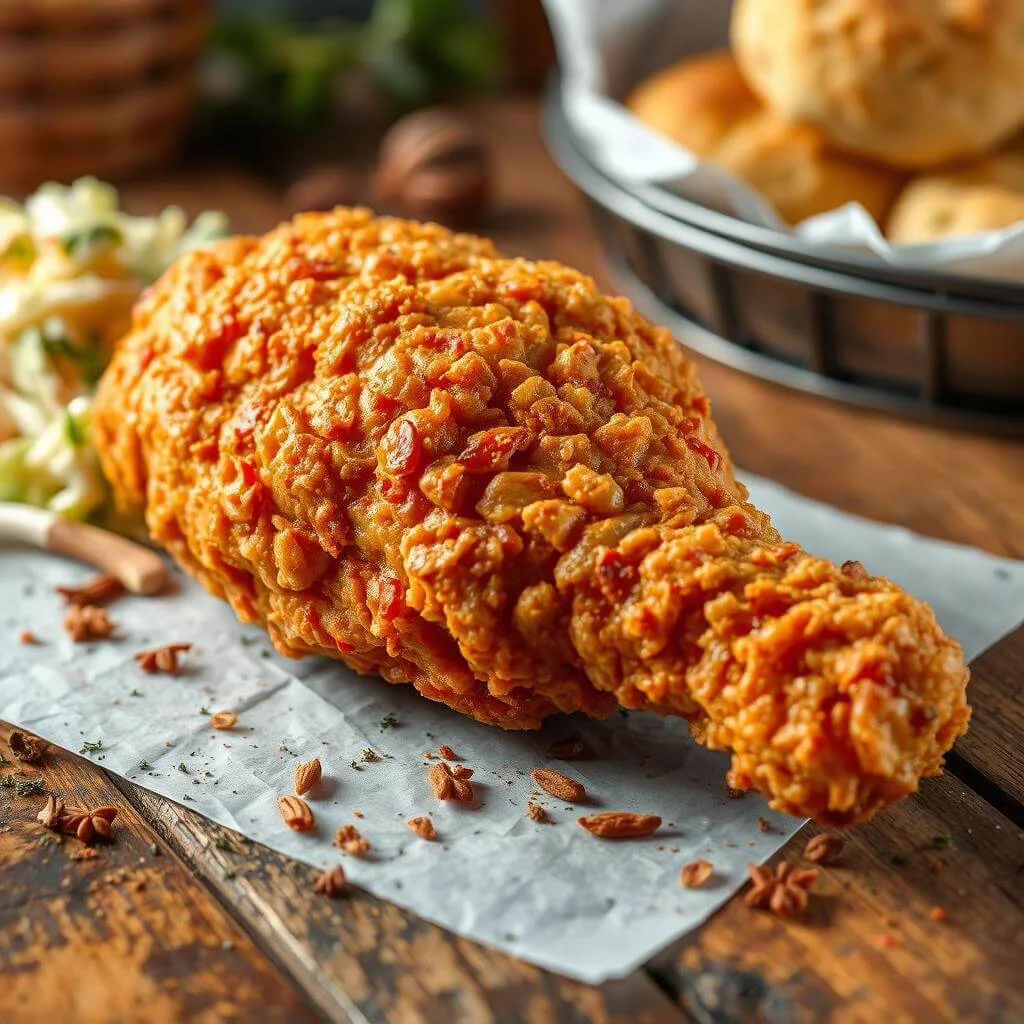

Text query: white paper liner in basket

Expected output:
[542,0,1024,280]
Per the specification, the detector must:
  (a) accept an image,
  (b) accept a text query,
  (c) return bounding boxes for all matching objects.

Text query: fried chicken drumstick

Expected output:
[92,210,970,824]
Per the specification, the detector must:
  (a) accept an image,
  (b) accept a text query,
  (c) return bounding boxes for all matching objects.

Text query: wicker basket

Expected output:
[0,0,209,188]
[545,87,1024,435]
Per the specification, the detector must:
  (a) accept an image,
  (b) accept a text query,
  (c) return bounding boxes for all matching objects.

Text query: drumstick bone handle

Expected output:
[0,502,168,596]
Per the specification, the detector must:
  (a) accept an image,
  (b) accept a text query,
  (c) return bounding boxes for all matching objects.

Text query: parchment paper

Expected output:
[542,0,1024,279]
[0,473,1021,983]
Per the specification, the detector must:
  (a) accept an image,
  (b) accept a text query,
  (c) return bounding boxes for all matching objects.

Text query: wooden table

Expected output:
[2,97,1022,1024]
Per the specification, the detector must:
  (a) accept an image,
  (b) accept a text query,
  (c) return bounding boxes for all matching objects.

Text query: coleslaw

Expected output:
[0,178,227,519]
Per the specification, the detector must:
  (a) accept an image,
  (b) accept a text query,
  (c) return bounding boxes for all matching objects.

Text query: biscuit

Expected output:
[887,138,1024,241]
[732,0,1024,169]
[626,50,902,225]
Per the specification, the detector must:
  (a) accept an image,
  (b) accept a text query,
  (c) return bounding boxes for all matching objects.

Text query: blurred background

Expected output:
[0,0,554,215]
[3,0,1019,434]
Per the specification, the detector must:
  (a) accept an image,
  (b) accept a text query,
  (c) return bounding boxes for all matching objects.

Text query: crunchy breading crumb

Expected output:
[526,801,552,824]
[679,859,714,888]
[407,816,437,840]
[64,604,115,643]
[313,865,347,897]
[57,574,125,608]
[8,730,48,763]
[134,643,192,675]
[804,833,844,864]
[335,823,371,857]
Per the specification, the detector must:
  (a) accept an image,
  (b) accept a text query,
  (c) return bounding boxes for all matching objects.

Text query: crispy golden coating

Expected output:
[92,209,970,824]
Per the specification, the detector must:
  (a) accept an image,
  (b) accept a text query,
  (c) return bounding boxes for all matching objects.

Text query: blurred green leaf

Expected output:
[435,22,503,90]
[203,0,502,139]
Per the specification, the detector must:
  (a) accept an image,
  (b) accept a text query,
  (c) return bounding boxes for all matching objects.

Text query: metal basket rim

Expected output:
[544,85,1024,312]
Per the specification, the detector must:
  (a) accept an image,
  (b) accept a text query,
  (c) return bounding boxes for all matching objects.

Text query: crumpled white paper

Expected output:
[542,0,1024,279]
[0,473,1021,983]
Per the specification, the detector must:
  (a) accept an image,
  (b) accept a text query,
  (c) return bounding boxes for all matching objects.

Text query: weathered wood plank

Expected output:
[952,628,1024,811]
[652,772,1024,1024]
[117,781,688,1024]
[0,722,321,1024]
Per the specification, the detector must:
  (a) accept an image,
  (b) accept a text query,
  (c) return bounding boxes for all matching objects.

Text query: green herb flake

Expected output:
[129,689,143,698]
[61,223,122,258]
[199,706,210,716]
[64,413,85,446]
[930,834,953,849]
[379,713,398,731]
[0,775,45,796]
[79,739,103,755]
[177,761,190,774]
[138,760,151,771]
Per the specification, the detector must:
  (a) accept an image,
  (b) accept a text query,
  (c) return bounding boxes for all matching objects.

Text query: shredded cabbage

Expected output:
[0,178,227,520]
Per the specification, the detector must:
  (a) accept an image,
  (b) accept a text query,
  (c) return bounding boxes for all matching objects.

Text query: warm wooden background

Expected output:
[1,97,1022,1024]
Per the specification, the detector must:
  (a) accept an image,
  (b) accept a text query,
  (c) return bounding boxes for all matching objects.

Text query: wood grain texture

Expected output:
[653,773,1024,1024]
[954,628,1024,810]
[0,723,320,1024]
[116,782,686,1024]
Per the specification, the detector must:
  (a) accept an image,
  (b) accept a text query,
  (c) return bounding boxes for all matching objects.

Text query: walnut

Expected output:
[374,107,490,225]
[282,165,363,215]
[9,730,48,763]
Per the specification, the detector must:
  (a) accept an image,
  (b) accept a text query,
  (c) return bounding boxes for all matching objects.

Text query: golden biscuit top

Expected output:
[732,0,1024,167]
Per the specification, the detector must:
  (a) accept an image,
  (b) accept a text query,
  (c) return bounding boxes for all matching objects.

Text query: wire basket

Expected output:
[544,88,1024,435]
[0,0,209,188]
